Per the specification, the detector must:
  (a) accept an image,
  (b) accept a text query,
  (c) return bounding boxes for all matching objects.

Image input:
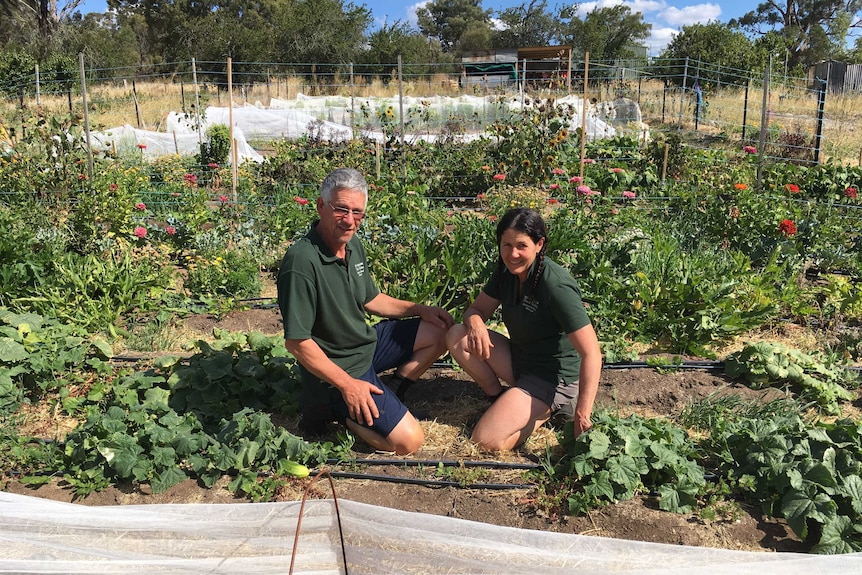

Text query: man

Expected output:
[277,168,453,455]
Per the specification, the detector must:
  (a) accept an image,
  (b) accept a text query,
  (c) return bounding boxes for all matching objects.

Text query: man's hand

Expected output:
[341,378,384,426]
[418,304,455,330]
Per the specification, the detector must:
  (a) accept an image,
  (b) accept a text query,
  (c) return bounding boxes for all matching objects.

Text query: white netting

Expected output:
[89,92,630,165]
[1,491,860,574]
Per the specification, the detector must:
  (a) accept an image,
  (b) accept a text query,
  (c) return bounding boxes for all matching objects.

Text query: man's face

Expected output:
[316,188,366,250]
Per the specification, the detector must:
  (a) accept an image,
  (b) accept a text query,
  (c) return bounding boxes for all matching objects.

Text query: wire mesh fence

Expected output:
[2,56,859,167]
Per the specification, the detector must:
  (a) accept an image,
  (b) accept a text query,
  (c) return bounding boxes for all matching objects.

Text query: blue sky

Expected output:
[78,0,753,55]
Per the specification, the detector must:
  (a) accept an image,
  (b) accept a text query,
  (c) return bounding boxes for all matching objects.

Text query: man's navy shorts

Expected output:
[329,317,420,437]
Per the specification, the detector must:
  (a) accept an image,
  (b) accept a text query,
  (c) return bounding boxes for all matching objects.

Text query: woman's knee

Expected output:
[445,323,468,352]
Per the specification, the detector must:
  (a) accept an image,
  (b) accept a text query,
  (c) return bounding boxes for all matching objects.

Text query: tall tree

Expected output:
[0,0,83,56]
[557,4,650,62]
[492,0,558,49]
[362,20,443,76]
[658,21,757,86]
[731,0,862,68]
[416,0,492,54]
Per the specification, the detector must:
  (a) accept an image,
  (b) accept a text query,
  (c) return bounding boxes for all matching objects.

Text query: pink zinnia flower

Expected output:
[845,187,857,199]
[622,190,636,199]
[165,226,176,236]
[549,183,560,190]
[493,173,506,181]
[135,202,146,211]
[294,196,309,205]
[184,173,198,186]
[576,185,592,195]
[552,168,565,175]
[583,158,595,164]
[218,195,229,203]
[568,176,582,183]
[743,145,757,154]
[208,163,219,169]
[109,183,118,191]
[476,193,486,200]
[170,192,181,198]
[488,215,498,222]
[133,226,147,238]
[611,167,624,173]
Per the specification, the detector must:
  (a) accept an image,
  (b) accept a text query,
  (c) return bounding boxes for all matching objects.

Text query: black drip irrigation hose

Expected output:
[325,458,541,470]
[311,458,541,490]
[310,470,535,490]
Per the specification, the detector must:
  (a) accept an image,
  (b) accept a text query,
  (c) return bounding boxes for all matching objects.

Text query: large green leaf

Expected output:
[810,515,862,554]
[0,337,27,362]
[151,465,187,494]
[607,454,642,490]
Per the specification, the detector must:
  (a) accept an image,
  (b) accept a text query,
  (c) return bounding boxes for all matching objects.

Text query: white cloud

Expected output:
[644,26,680,54]
[406,1,427,28]
[660,4,721,26]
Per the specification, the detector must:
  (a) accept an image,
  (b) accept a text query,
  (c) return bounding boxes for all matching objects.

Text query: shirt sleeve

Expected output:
[545,278,591,335]
[482,263,503,300]
[277,253,317,341]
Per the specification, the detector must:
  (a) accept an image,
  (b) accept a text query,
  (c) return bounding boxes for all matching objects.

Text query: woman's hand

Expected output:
[465,321,494,360]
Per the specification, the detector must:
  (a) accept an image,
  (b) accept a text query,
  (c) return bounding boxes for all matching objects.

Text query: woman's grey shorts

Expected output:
[513,373,579,416]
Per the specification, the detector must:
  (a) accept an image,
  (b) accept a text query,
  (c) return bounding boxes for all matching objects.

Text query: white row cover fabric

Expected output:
[90,124,264,164]
[89,92,637,164]
[1,491,861,574]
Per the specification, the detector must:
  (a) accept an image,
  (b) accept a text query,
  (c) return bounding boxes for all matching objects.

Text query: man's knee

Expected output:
[387,415,424,455]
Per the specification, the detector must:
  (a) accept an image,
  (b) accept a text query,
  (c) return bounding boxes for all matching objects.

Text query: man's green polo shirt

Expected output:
[277,222,379,403]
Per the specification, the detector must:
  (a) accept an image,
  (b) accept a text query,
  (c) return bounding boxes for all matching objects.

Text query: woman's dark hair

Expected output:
[495,207,548,297]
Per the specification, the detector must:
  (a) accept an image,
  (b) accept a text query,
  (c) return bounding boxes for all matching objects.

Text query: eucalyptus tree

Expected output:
[731,0,862,68]
[416,0,493,54]
[557,4,651,62]
[362,20,446,77]
[657,21,757,86]
[0,0,83,55]
[491,0,559,49]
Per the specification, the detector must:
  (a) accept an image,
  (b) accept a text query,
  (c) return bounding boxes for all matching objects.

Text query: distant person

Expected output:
[277,168,453,455]
[446,207,601,451]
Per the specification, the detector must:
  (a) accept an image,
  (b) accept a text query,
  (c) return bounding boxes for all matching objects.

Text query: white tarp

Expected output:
[1,491,861,574]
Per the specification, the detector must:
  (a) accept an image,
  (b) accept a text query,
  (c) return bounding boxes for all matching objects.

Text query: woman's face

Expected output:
[499,228,544,281]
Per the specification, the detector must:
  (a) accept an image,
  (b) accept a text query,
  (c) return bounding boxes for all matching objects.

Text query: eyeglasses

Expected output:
[329,202,366,222]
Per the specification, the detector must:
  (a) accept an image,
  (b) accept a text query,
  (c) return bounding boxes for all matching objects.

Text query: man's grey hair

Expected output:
[320,168,368,203]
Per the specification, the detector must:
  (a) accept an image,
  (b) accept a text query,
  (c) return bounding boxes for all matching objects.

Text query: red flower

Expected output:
[552,168,565,175]
[610,167,624,173]
[493,173,506,181]
[778,219,797,237]
[207,163,219,169]
[476,193,486,200]
[218,195,229,203]
[743,145,757,154]
[547,198,559,204]
[135,202,146,211]
[293,196,309,206]
[165,225,177,236]
[845,187,857,199]
[549,183,560,190]
[109,183,118,191]
[184,173,198,186]
[568,176,582,183]
[785,183,800,193]
[133,226,147,238]
[137,143,147,150]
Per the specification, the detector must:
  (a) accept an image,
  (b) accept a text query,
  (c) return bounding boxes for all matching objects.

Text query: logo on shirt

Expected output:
[523,295,539,312]
[354,262,365,276]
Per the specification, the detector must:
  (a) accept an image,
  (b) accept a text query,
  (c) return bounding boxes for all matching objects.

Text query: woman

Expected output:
[446,207,601,451]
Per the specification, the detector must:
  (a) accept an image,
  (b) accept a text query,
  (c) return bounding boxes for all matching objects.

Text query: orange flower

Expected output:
[734,183,748,191]
[785,183,800,193]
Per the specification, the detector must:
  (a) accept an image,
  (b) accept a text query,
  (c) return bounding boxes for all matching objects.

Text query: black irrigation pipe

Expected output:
[325,458,541,470]
[309,469,535,490]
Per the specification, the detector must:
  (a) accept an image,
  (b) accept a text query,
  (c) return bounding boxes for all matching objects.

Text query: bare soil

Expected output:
[4,306,838,554]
